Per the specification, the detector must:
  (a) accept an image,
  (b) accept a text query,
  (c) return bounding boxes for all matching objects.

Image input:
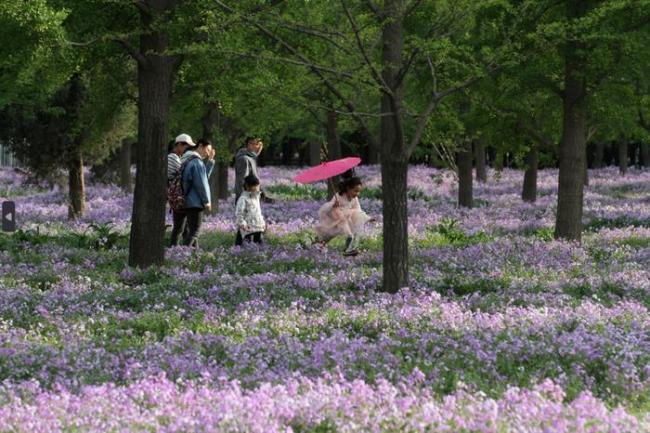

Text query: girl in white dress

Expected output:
[315,175,373,256]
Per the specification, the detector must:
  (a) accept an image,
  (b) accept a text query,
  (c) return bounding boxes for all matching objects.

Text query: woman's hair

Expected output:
[167,140,176,154]
[244,174,260,189]
[245,136,262,147]
[338,172,362,194]
[197,138,212,147]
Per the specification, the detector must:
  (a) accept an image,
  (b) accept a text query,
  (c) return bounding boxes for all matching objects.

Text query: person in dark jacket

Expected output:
[234,137,264,203]
[180,139,214,247]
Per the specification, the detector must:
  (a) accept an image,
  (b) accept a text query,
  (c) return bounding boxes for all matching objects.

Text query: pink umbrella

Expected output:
[292,157,361,184]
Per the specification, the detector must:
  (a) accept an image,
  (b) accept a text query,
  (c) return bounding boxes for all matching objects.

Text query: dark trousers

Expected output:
[235,230,263,246]
[170,210,187,246]
[183,208,203,247]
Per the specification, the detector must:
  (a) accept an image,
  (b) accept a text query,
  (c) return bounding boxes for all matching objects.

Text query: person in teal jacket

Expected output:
[180,139,215,247]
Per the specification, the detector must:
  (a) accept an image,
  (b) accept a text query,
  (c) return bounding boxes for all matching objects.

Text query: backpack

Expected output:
[167,155,199,212]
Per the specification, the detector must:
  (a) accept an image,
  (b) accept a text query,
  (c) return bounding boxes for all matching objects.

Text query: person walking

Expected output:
[168,134,195,246]
[180,138,213,247]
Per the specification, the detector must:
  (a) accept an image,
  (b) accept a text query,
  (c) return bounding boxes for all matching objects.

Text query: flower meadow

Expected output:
[1,165,649,432]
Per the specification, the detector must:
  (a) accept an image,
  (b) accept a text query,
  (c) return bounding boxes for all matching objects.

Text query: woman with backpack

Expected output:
[167,135,215,247]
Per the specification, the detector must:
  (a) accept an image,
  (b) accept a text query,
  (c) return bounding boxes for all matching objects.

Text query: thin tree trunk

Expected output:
[522,146,538,202]
[119,139,132,192]
[457,140,473,208]
[618,140,628,175]
[474,137,487,182]
[326,109,342,199]
[379,0,408,294]
[68,150,85,220]
[217,134,237,200]
[584,143,589,186]
[128,1,178,268]
[309,140,321,166]
[640,142,650,167]
[494,150,504,171]
[216,161,229,200]
[202,102,219,213]
[555,0,587,242]
[593,142,605,168]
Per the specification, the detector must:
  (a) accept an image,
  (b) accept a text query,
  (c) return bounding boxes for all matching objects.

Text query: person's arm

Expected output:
[234,156,249,196]
[167,154,180,181]
[204,159,215,178]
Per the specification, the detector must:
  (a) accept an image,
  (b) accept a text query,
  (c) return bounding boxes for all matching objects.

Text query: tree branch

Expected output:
[133,0,150,15]
[213,0,380,150]
[341,0,389,92]
[364,0,382,18]
[406,96,438,155]
[404,0,425,19]
[112,38,146,67]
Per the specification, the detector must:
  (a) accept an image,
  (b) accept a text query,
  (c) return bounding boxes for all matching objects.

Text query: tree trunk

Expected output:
[326,109,342,199]
[640,142,650,167]
[379,0,408,294]
[368,145,380,164]
[457,140,473,208]
[309,140,321,166]
[119,139,132,192]
[68,149,85,220]
[216,161,229,200]
[593,142,605,168]
[555,0,587,242]
[202,102,219,213]
[494,150,504,171]
[128,1,178,268]
[618,140,628,175]
[522,146,538,202]
[474,137,487,182]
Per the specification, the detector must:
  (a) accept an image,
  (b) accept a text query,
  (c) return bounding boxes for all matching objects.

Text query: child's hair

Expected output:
[338,171,362,194]
[244,174,260,189]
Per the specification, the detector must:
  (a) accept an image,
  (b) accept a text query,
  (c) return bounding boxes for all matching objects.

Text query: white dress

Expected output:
[315,193,371,240]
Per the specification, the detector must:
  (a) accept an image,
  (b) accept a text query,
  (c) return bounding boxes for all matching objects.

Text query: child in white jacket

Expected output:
[235,175,266,245]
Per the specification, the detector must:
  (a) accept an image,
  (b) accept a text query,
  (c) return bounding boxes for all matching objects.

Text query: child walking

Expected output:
[235,175,266,245]
[315,174,372,256]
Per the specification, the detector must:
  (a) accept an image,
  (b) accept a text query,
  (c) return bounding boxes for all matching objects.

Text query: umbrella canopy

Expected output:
[292,157,361,184]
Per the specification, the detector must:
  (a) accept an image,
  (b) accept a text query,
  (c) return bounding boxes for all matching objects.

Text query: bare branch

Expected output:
[133,0,149,15]
[66,37,101,47]
[213,0,380,150]
[638,108,650,133]
[364,0,382,18]
[518,118,554,149]
[586,125,598,143]
[406,97,438,155]
[112,38,146,67]
[405,55,439,155]
[341,0,389,92]
[427,55,438,94]
[270,21,352,54]
[404,0,425,19]
[219,49,374,85]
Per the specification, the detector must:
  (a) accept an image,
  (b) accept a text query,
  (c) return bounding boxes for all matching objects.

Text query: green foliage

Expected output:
[426,218,492,247]
[584,217,650,232]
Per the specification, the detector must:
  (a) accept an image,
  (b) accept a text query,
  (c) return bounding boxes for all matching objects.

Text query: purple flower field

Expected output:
[1,166,649,432]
